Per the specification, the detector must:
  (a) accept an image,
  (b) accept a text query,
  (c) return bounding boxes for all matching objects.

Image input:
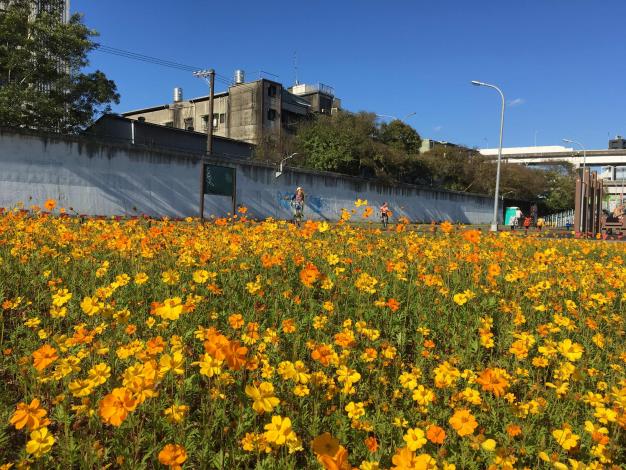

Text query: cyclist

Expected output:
[380,202,391,228]
[291,187,305,226]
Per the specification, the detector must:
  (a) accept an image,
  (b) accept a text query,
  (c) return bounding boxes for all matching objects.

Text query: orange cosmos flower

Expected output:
[228,313,245,329]
[282,319,296,333]
[440,221,453,233]
[316,445,351,470]
[32,344,58,371]
[223,340,248,370]
[461,229,481,244]
[299,262,321,288]
[10,399,49,431]
[158,444,187,469]
[449,408,478,436]
[426,425,446,444]
[475,368,510,397]
[311,344,334,366]
[386,298,400,312]
[506,424,522,438]
[44,199,56,211]
[98,387,138,427]
[487,263,501,278]
[311,432,340,457]
[364,435,379,452]
[203,330,230,361]
[145,336,166,356]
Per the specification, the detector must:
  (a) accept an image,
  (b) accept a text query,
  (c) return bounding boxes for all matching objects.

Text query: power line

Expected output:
[93,44,233,86]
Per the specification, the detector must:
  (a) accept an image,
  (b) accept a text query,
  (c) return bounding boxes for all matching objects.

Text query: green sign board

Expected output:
[203,164,235,196]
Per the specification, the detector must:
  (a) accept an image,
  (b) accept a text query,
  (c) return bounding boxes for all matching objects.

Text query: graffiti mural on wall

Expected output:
[275,191,329,218]
[277,191,292,211]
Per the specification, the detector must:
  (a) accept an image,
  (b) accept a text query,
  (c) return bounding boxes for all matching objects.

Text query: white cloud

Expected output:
[433,125,443,132]
[508,98,525,107]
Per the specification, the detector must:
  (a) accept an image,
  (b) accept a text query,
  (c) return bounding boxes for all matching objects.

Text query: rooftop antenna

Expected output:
[293,51,299,85]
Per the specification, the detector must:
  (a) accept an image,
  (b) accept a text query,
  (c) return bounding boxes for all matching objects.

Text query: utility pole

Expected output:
[194,69,215,221]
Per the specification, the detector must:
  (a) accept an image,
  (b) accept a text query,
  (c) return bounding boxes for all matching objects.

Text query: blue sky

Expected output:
[75,0,626,150]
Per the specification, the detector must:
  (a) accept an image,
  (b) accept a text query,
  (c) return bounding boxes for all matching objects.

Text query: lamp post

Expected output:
[563,138,587,233]
[275,152,298,178]
[471,80,505,232]
[376,112,417,122]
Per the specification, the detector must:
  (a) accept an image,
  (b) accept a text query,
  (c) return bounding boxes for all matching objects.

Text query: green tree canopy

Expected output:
[377,119,422,155]
[279,111,576,214]
[0,0,119,132]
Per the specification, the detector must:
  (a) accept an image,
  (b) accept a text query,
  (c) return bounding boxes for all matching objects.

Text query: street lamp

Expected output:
[471,80,505,232]
[563,138,587,233]
[376,112,417,122]
[275,152,298,178]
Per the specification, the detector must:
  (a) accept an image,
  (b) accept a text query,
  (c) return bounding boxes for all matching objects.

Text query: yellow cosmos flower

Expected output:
[263,415,296,446]
[159,351,185,375]
[345,401,366,420]
[557,339,584,361]
[25,426,55,458]
[155,297,183,320]
[192,269,209,283]
[245,382,280,413]
[164,404,189,423]
[403,427,427,451]
[552,425,579,450]
[134,272,149,285]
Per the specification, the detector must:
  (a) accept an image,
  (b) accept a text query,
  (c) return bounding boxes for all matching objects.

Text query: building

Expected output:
[609,135,626,150]
[288,83,339,115]
[419,139,461,154]
[122,72,341,146]
[84,114,254,160]
[0,0,70,22]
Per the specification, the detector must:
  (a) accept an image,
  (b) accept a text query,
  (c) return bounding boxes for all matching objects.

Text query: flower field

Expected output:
[1,204,625,469]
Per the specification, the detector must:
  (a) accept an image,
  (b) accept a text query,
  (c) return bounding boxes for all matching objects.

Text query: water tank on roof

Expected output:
[173,87,183,103]
[235,70,245,85]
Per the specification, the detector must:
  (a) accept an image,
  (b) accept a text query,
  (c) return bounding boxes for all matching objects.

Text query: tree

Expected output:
[294,112,378,175]
[377,119,422,155]
[543,168,576,213]
[0,0,119,133]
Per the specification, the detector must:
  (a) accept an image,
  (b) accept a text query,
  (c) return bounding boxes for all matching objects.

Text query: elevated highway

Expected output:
[479,147,626,168]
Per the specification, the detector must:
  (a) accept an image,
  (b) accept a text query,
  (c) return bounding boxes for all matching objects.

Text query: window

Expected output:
[267,109,277,121]
[184,118,194,131]
[201,115,218,130]
[164,121,174,127]
[219,113,225,124]
[268,85,277,97]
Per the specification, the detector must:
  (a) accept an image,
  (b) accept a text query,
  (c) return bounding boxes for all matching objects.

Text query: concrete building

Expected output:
[85,114,254,159]
[609,135,626,150]
[288,83,339,115]
[123,74,341,146]
[419,139,461,154]
[0,0,70,22]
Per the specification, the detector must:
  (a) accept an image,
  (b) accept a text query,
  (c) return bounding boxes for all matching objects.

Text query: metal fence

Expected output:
[544,209,574,228]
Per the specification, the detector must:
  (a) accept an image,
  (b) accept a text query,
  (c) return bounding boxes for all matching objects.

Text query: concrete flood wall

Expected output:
[0,129,495,223]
